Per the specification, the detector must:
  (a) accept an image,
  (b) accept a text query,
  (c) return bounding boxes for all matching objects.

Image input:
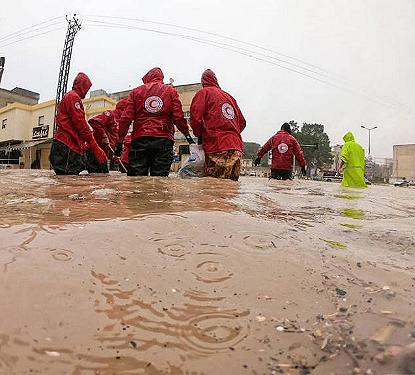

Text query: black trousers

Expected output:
[49,140,85,175]
[271,169,293,180]
[85,150,109,174]
[128,136,174,177]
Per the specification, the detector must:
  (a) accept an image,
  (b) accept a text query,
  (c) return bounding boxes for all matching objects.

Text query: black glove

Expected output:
[114,142,123,157]
[185,135,195,144]
[301,166,307,176]
[254,157,261,166]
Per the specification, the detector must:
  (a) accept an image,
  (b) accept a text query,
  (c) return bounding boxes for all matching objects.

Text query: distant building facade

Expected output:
[392,144,415,181]
[0,87,40,108]
[0,96,116,168]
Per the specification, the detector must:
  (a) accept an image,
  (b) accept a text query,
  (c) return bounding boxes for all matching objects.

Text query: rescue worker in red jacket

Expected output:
[85,98,129,173]
[50,72,107,175]
[190,69,246,181]
[255,123,306,180]
[114,67,193,176]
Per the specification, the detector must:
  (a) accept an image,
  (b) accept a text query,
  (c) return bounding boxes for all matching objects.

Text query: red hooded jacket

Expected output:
[118,67,189,142]
[87,99,128,154]
[190,69,246,154]
[257,130,305,171]
[54,73,94,154]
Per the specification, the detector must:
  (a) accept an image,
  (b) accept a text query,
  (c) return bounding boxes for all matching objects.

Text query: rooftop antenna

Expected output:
[53,14,82,133]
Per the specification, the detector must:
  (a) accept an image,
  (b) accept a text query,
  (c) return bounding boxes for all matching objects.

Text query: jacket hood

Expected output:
[142,67,164,84]
[343,131,355,142]
[72,72,92,99]
[201,69,220,88]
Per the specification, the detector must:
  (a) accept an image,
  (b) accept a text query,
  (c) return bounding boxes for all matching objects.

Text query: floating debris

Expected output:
[45,351,60,357]
[340,223,362,229]
[335,288,347,297]
[371,324,395,344]
[324,239,347,249]
[340,208,365,220]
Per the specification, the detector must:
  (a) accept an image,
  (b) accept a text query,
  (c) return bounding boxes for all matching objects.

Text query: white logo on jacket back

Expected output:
[221,103,235,120]
[277,143,289,154]
[144,96,163,113]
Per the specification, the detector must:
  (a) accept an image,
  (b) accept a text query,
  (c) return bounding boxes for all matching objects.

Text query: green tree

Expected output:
[296,123,333,169]
[288,120,300,135]
[243,142,268,166]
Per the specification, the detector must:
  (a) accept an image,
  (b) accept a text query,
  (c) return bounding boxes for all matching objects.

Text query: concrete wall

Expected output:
[0,107,32,141]
[393,144,415,180]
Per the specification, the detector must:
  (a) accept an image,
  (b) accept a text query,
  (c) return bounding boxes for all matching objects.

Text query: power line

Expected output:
[0,21,66,45]
[84,19,338,82]
[0,15,412,117]
[0,27,66,49]
[82,15,413,114]
[83,20,406,111]
[83,19,344,85]
[0,16,63,43]
[81,14,335,77]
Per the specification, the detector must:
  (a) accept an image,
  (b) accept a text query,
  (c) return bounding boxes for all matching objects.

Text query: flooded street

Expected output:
[0,170,414,375]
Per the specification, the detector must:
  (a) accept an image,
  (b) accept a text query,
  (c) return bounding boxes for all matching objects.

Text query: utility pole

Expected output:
[0,57,5,85]
[361,125,378,156]
[53,15,81,132]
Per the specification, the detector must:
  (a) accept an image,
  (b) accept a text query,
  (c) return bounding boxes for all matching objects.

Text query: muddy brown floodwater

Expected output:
[0,170,415,375]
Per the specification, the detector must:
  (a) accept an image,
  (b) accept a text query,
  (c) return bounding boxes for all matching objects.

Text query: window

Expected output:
[38,115,45,126]
[1,119,6,129]
[183,111,190,119]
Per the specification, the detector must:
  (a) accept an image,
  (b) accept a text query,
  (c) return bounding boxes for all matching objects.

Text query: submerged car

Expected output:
[394,179,410,187]
[322,171,342,183]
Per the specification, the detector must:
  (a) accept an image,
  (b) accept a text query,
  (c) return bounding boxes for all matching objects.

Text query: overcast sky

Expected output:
[1,0,414,158]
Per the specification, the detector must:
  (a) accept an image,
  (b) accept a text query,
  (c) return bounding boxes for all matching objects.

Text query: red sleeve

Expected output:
[170,88,189,136]
[232,97,246,133]
[88,113,108,140]
[118,91,136,141]
[257,137,273,159]
[238,107,246,133]
[66,95,93,144]
[190,90,206,137]
[292,138,306,167]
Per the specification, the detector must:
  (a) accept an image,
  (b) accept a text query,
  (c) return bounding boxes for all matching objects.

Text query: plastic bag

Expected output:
[178,144,205,178]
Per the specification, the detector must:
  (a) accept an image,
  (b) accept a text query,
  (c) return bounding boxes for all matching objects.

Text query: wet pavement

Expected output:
[0,170,414,374]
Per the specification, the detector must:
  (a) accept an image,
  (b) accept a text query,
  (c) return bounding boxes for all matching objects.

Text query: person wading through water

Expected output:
[50,72,107,175]
[85,98,128,173]
[190,69,246,181]
[114,67,194,176]
[338,131,367,188]
[255,122,306,180]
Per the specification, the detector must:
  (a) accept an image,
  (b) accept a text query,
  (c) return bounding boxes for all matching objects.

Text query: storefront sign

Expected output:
[32,125,49,139]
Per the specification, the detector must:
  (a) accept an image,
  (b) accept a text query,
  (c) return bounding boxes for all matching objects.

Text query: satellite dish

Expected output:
[169,78,174,85]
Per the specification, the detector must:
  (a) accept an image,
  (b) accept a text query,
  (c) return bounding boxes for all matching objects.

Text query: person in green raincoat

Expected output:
[338,132,367,188]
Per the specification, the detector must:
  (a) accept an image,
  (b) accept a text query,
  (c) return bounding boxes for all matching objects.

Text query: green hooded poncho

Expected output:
[341,132,367,188]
